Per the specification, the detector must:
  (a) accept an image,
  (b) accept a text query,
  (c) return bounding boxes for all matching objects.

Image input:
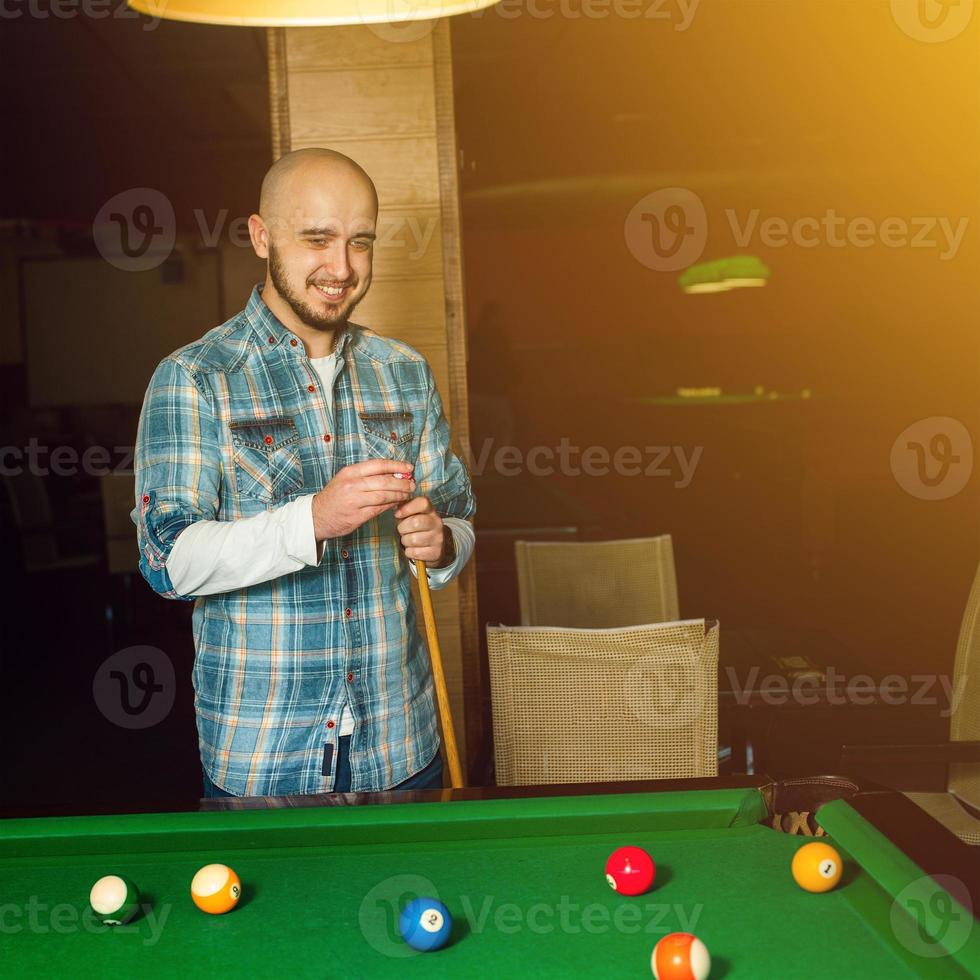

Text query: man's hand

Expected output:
[312,459,415,542]
[395,496,451,567]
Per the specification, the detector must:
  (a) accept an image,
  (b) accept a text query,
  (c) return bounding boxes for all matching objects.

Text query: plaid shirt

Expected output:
[131,284,476,795]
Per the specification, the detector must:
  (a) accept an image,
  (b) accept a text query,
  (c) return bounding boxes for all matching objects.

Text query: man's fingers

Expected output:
[357,490,414,510]
[346,458,415,478]
[393,495,431,517]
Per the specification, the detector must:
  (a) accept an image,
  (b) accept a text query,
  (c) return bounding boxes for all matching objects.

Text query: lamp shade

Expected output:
[128,0,500,25]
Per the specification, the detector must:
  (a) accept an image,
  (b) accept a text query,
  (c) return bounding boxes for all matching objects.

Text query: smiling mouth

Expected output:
[312,283,351,303]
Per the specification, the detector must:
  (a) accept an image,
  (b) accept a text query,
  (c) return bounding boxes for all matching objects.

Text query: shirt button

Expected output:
[341,548,349,559]
[267,336,275,344]
[347,672,354,682]
[141,494,150,504]
[323,433,331,443]
[307,384,316,393]
[326,720,335,729]
[390,432,397,440]
[290,338,298,347]
[264,435,273,445]
[344,607,352,618]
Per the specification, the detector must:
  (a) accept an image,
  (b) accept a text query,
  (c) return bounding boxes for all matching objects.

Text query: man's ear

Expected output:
[248,214,269,259]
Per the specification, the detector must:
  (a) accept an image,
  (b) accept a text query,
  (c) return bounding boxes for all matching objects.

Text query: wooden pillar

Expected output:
[266,23,481,774]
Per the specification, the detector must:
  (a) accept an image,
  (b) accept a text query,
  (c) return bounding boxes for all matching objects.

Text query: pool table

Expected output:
[1,777,977,978]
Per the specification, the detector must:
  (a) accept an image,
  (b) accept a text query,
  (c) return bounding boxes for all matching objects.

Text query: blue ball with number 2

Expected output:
[399,897,452,952]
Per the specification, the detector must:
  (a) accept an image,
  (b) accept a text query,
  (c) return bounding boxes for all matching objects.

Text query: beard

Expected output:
[267,242,363,330]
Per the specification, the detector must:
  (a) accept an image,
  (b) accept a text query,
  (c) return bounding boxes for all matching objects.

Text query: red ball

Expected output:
[605,845,655,896]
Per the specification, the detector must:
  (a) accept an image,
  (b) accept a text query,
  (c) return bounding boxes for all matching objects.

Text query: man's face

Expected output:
[264,171,376,331]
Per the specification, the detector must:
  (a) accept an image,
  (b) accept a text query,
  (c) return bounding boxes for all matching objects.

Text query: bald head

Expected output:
[259,147,378,222]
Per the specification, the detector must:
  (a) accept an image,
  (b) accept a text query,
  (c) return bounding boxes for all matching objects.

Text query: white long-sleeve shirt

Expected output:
[165,350,475,735]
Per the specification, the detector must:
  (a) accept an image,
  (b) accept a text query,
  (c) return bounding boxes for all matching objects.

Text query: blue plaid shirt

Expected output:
[131,284,476,795]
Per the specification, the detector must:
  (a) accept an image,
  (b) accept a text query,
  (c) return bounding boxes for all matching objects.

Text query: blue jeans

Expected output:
[202,735,444,799]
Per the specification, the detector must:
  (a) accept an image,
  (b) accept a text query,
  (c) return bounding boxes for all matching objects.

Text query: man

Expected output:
[131,148,476,798]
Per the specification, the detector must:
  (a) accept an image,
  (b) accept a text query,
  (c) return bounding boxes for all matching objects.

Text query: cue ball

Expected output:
[89,874,140,926]
[791,841,843,893]
[399,897,453,952]
[651,932,711,980]
[605,846,655,896]
[190,863,242,914]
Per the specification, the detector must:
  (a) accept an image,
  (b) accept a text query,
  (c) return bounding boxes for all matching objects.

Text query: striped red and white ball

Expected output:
[605,845,655,896]
[651,932,711,980]
[89,874,140,925]
[190,863,241,914]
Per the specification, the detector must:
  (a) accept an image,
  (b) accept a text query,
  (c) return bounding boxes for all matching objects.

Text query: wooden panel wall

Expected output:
[266,23,482,774]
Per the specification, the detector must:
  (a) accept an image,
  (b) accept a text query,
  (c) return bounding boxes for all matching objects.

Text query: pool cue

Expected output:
[414,557,465,789]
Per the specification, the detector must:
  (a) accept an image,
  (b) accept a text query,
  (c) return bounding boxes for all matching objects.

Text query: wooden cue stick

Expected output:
[414,558,465,788]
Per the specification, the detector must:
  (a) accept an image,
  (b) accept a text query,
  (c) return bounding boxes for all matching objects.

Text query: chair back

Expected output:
[487,618,718,786]
[515,535,679,628]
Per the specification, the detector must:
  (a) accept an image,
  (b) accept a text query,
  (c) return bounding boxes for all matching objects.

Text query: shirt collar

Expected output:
[245,282,354,357]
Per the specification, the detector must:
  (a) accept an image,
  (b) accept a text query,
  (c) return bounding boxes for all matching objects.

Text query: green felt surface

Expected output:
[0,790,976,978]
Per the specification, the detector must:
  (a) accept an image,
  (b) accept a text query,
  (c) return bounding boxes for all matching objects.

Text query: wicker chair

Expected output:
[514,535,679,628]
[487,618,718,786]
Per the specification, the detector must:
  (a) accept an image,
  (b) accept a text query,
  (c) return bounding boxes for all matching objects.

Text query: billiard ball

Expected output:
[791,841,842,893]
[651,932,711,980]
[605,845,655,896]
[89,874,140,926]
[399,897,452,952]
[190,863,242,914]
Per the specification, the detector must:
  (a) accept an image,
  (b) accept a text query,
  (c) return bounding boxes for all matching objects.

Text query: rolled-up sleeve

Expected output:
[131,356,221,600]
[415,364,477,523]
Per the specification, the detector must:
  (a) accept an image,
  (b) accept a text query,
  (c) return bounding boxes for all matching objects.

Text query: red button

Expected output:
[142,494,150,503]
[267,336,275,344]
[326,720,335,729]
[307,384,316,392]
[323,433,331,443]
[347,672,354,682]
[390,432,397,440]
[344,607,352,618]
[341,549,349,559]
[264,435,273,445]
[290,339,298,347]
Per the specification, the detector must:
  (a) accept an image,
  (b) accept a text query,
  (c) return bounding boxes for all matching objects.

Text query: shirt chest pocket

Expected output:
[229,416,305,504]
[358,410,415,460]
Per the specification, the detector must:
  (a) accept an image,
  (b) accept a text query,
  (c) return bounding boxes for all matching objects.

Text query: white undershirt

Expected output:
[165,350,475,739]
